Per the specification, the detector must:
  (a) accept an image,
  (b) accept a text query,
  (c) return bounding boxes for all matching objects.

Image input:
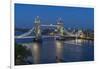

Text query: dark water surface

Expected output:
[15,37,94,64]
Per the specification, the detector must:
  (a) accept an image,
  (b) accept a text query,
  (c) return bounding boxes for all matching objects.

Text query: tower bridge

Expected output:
[15,16,84,40]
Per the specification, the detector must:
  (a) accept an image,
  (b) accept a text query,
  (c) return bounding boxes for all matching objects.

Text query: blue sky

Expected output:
[15,3,94,30]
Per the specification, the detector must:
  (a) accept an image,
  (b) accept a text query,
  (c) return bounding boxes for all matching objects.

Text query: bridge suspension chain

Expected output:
[15,27,35,38]
[63,28,74,36]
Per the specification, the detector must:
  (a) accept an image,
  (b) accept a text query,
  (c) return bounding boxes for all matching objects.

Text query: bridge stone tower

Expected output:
[56,18,64,37]
[34,16,41,40]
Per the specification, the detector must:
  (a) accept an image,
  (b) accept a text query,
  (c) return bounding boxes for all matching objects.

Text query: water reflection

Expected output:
[55,40,64,62]
[31,42,41,64]
[63,39,84,46]
[16,38,94,65]
[75,39,84,45]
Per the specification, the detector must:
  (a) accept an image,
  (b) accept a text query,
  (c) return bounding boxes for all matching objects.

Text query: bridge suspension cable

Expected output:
[63,28,75,36]
[15,27,34,38]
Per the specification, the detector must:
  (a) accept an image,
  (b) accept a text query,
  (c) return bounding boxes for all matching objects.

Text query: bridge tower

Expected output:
[56,18,64,37]
[77,30,84,38]
[34,16,41,40]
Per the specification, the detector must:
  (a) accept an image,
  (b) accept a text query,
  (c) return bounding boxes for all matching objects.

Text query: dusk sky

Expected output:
[15,3,94,30]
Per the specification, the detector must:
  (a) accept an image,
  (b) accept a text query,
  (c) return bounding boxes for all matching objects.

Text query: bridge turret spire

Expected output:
[34,16,40,24]
[57,17,63,24]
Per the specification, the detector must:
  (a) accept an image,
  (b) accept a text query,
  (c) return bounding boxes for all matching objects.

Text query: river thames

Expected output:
[15,37,94,65]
